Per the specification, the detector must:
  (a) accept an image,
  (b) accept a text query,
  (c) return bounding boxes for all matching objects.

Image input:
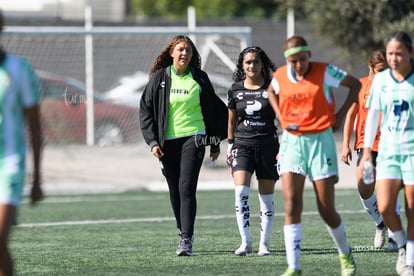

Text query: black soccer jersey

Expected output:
[227,79,278,146]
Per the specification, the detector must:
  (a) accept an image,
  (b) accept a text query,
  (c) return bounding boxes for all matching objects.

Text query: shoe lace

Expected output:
[182,238,191,245]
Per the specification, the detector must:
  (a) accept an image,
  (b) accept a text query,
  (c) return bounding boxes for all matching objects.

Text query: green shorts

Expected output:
[278,128,338,183]
[0,155,26,206]
[376,154,414,185]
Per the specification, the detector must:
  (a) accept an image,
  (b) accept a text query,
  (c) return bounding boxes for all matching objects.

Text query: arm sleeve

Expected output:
[139,77,159,147]
[363,109,381,148]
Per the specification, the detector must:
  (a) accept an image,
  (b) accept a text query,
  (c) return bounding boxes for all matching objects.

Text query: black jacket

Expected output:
[139,66,228,151]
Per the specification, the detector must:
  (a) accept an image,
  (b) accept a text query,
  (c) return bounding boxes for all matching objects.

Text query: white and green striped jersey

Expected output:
[0,54,40,168]
[367,68,414,155]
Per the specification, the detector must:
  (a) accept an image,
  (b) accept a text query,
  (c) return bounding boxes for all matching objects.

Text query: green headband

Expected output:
[284,45,311,58]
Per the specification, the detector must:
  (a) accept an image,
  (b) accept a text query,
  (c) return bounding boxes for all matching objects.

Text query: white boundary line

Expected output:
[17,210,367,228]
[20,195,167,204]
[21,190,356,204]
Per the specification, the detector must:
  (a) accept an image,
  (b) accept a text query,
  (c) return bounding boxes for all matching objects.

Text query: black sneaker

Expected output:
[178,232,195,242]
[176,237,193,256]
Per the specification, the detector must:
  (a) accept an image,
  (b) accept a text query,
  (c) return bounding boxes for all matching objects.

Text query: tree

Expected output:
[128,0,414,65]
[129,0,279,20]
[301,0,414,63]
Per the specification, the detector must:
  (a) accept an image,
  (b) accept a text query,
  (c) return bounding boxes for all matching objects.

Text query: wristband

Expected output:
[228,139,234,144]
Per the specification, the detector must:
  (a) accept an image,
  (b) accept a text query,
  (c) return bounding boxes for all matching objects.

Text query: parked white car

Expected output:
[103,71,148,107]
[102,70,231,107]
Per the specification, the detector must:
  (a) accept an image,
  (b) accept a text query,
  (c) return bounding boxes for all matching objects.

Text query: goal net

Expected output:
[3,26,251,146]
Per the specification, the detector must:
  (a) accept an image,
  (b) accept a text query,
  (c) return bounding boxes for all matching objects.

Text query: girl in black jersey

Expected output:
[227,46,280,256]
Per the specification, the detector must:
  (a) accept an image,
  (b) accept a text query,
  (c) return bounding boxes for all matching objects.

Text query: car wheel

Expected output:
[95,121,124,147]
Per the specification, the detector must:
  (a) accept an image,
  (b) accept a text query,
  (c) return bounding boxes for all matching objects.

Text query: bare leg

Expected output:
[404,185,414,242]
[314,176,352,256]
[0,204,16,276]
[313,176,341,228]
[282,172,305,225]
[376,179,403,233]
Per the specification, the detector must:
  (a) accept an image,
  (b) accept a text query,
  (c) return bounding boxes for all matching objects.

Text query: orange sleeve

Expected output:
[353,77,380,151]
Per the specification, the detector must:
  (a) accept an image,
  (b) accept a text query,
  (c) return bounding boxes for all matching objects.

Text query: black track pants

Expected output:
[160,136,205,237]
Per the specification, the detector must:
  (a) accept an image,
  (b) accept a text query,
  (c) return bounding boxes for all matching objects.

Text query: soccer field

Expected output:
[12,189,402,275]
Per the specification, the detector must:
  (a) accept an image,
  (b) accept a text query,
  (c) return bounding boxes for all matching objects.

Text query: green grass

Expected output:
[11,189,402,275]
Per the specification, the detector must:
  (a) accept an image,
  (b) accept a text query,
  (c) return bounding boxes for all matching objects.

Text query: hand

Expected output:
[210,151,220,161]
[276,153,281,176]
[358,148,373,173]
[151,145,164,159]
[226,143,233,167]
[341,146,352,165]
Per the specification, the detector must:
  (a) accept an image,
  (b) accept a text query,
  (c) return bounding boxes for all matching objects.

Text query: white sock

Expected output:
[284,223,302,271]
[326,220,350,255]
[360,194,383,226]
[388,228,395,240]
[258,193,274,246]
[395,197,401,216]
[406,240,414,266]
[393,230,407,248]
[235,185,251,245]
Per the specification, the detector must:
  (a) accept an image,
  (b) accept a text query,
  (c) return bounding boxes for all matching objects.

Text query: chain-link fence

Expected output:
[4,26,250,145]
[3,26,250,191]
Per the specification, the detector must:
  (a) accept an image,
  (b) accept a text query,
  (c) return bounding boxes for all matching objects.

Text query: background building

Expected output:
[1,0,127,22]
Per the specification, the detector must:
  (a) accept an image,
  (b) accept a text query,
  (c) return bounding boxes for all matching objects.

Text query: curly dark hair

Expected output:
[232,46,276,82]
[149,35,201,77]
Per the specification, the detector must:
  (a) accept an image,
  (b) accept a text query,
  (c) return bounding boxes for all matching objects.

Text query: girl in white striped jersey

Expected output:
[361,31,414,276]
